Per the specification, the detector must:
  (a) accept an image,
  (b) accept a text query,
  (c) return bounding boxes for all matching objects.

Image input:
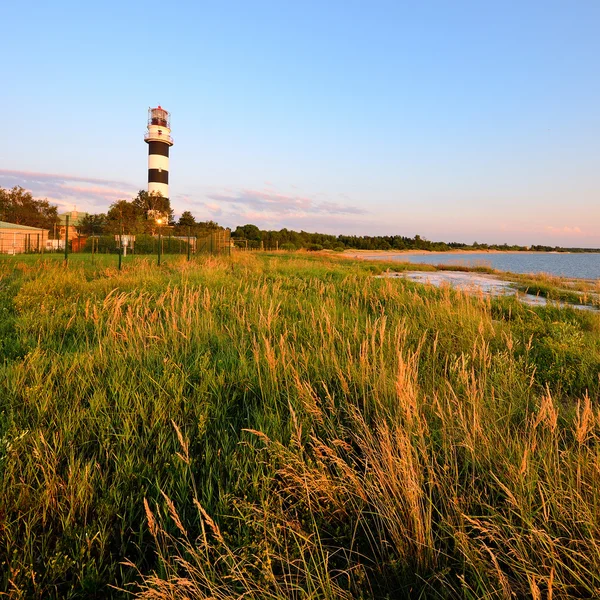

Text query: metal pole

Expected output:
[187,227,191,261]
[158,227,162,266]
[118,228,123,270]
[64,214,69,264]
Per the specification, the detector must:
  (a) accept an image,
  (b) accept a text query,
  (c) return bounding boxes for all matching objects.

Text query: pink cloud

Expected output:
[0,169,132,189]
[203,202,223,216]
[545,225,583,235]
[0,169,138,209]
[56,184,133,199]
[207,188,367,216]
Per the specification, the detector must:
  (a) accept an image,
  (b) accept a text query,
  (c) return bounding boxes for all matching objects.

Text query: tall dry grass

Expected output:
[0,253,599,597]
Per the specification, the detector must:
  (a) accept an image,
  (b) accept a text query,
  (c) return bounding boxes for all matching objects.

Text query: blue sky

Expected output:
[1,0,599,245]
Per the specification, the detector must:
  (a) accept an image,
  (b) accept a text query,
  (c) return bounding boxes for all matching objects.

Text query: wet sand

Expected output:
[379,270,597,311]
[346,249,529,258]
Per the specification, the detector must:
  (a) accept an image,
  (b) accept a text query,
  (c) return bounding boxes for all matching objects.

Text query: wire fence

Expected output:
[0,230,294,261]
[0,230,232,263]
[0,232,49,255]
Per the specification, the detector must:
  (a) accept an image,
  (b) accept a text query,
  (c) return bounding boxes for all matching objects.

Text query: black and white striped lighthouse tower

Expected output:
[144,106,173,198]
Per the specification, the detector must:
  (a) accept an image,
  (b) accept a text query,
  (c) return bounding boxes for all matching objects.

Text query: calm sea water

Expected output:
[360,252,600,280]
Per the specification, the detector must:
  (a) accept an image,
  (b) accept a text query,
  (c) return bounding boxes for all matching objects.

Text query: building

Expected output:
[144,106,173,199]
[0,221,49,254]
[58,210,88,241]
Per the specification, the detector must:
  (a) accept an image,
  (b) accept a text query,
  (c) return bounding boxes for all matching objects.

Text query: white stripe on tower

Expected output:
[148,154,169,172]
[144,105,174,199]
[149,182,169,197]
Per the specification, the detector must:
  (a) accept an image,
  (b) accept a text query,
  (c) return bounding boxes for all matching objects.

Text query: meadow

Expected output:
[1,252,599,598]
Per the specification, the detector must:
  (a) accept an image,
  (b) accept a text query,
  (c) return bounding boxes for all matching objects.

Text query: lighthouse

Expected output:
[144,106,173,199]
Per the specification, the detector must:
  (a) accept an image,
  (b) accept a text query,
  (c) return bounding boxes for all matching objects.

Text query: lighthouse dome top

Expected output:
[148,106,170,129]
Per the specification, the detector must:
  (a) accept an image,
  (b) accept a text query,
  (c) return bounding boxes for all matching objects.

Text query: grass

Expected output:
[0,252,599,598]
[505,271,600,307]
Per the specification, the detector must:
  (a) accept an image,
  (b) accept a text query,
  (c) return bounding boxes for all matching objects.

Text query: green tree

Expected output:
[105,200,145,234]
[197,220,221,231]
[132,190,173,224]
[232,224,261,241]
[0,186,59,229]
[78,213,107,235]
[178,211,196,227]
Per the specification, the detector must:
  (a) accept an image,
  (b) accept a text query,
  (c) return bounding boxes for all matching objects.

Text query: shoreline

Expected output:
[344,249,577,257]
[341,249,600,282]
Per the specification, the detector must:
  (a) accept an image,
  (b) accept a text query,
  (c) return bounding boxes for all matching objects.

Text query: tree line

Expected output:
[0,187,222,237]
[77,191,222,236]
[1,185,598,253]
[231,223,514,251]
[231,224,600,253]
[0,186,58,229]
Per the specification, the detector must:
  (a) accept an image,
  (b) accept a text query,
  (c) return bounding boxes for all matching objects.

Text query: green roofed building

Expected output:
[0,221,49,254]
[58,210,89,241]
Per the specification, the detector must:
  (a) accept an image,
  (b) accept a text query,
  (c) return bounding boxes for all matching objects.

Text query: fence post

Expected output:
[158,227,162,266]
[64,214,69,264]
[118,229,123,270]
[187,227,191,261]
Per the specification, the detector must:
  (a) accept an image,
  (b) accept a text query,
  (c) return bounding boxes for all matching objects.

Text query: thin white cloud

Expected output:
[0,169,138,210]
[206,188,367,217]
[178,185,374,233]
[545,225,583,235]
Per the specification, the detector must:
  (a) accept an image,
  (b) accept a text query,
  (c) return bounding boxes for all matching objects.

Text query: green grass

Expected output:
[1,252,599,598]
[504,271,600,307]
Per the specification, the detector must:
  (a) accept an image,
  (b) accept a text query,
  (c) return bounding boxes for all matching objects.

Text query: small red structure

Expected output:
[71,236,88,252]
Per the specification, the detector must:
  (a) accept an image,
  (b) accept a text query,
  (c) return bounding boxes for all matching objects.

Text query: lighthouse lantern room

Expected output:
[144,106,173,199]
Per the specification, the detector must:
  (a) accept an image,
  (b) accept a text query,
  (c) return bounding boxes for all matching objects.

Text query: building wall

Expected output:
[0,229,48,254]
[59,224,80,241]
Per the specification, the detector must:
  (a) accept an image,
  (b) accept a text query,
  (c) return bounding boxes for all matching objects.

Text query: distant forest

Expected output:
[1,185,598,253]
[231,223,600,253]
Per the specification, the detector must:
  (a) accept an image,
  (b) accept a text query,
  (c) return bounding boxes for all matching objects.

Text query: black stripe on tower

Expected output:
[148,141,170,157]
[148,169,169,184]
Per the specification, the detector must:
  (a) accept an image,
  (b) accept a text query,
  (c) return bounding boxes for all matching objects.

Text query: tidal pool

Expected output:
[380,271,597,311]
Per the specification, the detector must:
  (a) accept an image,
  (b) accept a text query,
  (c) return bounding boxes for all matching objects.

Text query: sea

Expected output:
[358,252,600,280]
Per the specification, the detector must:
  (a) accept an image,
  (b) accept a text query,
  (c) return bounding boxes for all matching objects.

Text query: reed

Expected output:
[0,253,599,597]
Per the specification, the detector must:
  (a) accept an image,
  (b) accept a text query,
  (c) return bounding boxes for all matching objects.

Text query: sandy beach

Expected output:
[344,249,538,258]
